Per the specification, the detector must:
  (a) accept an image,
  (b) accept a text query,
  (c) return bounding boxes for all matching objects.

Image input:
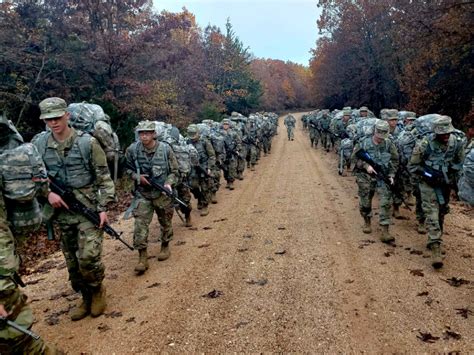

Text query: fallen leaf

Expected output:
[147,282,160,289]
[443,277,470,287]
[455,308,473,319]
[125,317,136,323]
[138,296,148,301]
[105,311,122,318]
[410,250,423,255]
[275,250,286,255]
[198,243,210,248]
[246,279,268,286]
[243,234,253,239]
[417,291,429,296]
[417,332,440,343]
[26,278,45,286]
[202,289,223,298]
[443,330,461,340]
[98,324,110,332]
[410,269,425,277]
[237,248,248,252]
[203,226,212,230]
[212,218,228,222]
[277,226,286,230]
[384,251,392,257]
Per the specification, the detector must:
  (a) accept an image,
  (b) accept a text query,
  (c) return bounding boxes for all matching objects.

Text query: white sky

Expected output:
[153,0,322,66]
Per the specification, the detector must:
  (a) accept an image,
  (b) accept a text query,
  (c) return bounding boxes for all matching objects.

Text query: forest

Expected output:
[310,0,473,130]
[0,0,312,146]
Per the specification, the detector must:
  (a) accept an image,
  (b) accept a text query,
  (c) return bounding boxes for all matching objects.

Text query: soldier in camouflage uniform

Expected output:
[284,114,296,141]
[0,123,56,353]
[32,97,115,321]
[308,112,321,148]
[244,117,259,171]
[353,120,399,243]
[187,124,216,216]
[125,121,179,274]
[260,116,273,156]
[319,110,332,151]
[0,113,23,153]
[409,116,465,268]
[333,109,351,152]
[220,119,241,190]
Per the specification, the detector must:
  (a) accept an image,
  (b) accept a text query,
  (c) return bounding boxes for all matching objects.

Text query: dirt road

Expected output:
[27,113,473,353]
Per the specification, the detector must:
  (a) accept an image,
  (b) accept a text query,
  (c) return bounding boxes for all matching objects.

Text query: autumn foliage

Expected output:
[310,0,474,128]
[0,1,312,146]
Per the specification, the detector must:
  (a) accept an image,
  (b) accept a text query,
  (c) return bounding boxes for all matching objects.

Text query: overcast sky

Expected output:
[153,0,322,66]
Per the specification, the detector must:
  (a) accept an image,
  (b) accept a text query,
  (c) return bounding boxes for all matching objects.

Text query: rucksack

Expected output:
[0,143,47,232]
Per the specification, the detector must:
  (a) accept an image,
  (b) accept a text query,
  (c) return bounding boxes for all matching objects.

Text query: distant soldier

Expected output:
[308,112,321,148]
[32,97,115,320]
[319,110,332,151]
[125,121,179,274]
[187,124,216,216]
[409,116,465,268]
[243,117,259,171]
[284,114,296,141]
[220,119,241,190]
[353,120,399,243]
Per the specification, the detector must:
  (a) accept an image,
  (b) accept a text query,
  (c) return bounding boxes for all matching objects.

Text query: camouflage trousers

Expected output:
[246,144,257,167]
[321,132,331,150]
[132,194,174,250]
[261,136,271,154]
[56,211,105,292]
[356,172,393,225]
[209,166,221,193]
[189,174,212,208]
[419,181,450,246]
[309,129,320,147]
[286,127,294,140]
[237,146,247,176]
[222,157,238,183]
[413,182,426,222]
[176,179,192,214]
[393,168,413,206]
[0,289,48,354]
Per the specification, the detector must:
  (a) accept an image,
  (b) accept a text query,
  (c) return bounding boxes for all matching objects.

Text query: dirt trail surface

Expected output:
[26,113,473,353]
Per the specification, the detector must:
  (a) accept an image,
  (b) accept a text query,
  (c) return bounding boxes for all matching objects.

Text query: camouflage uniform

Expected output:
[308,112,320,148]
[33,97,115,320]
[284,115,296,140]
[353,120,399,241]
[125,121,179,269]
[409,116,465,268]
[0,117,54,353]
[244,118,259,170]
[220,119,241,189]
[319,111,332,151]
[0,114,23,153]
[187,125,216,216]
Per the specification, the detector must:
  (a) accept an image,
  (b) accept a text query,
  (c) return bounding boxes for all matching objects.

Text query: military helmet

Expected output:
[187,124,200,138]
[39,97,67,120]
[384,109,399,120]
[136,120,156,132]
[374,119,390,139]
[433,116,454,135]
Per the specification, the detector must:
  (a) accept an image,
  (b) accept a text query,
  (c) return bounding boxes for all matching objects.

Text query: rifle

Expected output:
[355,149,412,210]
[148,177,191,213]
[417,166,448,205]
[194,164,213,179]
[48,176,134,251]
[242,138,258,148]
[0,317,40,340]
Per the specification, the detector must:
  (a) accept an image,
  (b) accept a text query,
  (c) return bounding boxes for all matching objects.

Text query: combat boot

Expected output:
[362,217,372,234]
[200,206,209,216]
[417,221,427,234]
[431,243,443,269]
[392,205,403,219]
[227,181,234,190]
[237,173,244,181]
[250,165,256,171]
[157,241,170,261]
[134,249,149,275]
[380,225,395,243]
[247,162,251,168]
[90,285,106,317]
[185,212,192,227]
[211,192,218,204]
[70,290,91,321]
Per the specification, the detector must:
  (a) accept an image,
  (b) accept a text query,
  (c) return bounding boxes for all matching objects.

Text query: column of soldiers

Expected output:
[0,100,279,353]
[302,106,472,270]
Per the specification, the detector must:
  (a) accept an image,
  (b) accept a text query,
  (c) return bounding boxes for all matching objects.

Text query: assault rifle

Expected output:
[48,176,134,251]
[338,148,344,176]
[0,317,40,340]
[417,166,448,205]
[242,138,258,148]
[147,176,191,214]
[355,149,411,210]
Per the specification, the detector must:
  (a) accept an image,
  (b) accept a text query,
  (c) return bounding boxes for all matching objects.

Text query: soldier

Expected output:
[187,124,216,216]
[383,109,403,139]
[308,112,321,148]
[0,130,56,353]
[125,121,178,274]
[353,120,399,243]
[32,97,115,320]
[333,109,351,152]
[243,117,259,171]
[359,106,369,118]
[284,114,296,141]
[260,116,273,156]
[220,119,241,190]
[409,116,465,268]
[319,110,332,151]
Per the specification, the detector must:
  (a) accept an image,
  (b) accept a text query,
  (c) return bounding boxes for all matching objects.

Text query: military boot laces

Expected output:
[431,243,443,269]
[90,285,107,317]
[362,217,372,234]
[70,292,91,321]
[380,225,395,243]
[157,242,170,261]
[134,249,149,274]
